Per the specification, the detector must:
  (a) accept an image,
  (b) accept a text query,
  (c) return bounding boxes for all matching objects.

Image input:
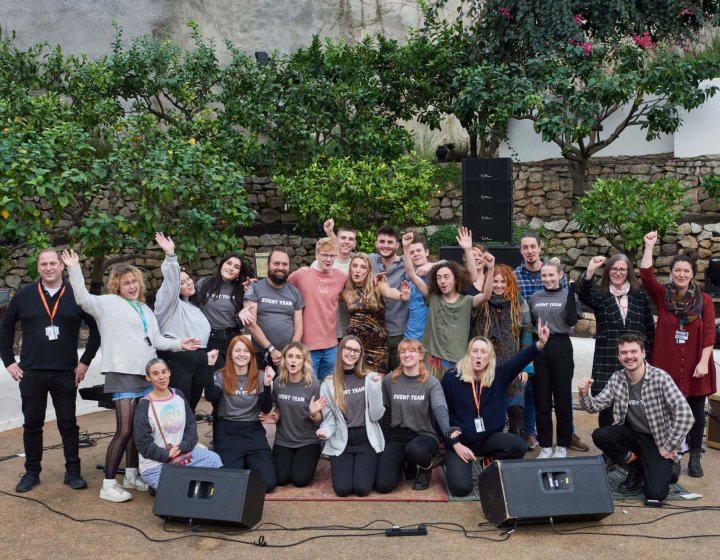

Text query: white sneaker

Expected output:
[537,447,553,459]
[552,446,567,458]
[100,480,132,503]
[123,475,149,492]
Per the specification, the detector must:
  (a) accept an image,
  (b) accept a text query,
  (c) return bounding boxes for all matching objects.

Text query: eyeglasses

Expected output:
[610,268,628,274]
[318,253,337,260]
[343,346,361,355]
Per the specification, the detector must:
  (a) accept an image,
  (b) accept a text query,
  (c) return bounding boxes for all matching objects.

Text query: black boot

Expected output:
[688,449,704,478]
[619,462,643,492]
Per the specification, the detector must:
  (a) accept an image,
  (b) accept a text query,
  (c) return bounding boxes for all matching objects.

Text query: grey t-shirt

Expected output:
[370,253,409,337]
[215,371,264,421]
[342,371,367,428]
[273,379,321,448]
[625,375,651,434]
[244,279,304,352]
[198,279,238,330]
[383,373,447,442]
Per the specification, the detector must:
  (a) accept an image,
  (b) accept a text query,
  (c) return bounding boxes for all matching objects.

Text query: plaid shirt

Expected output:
[580,363,694,452]
[513,262,568,301]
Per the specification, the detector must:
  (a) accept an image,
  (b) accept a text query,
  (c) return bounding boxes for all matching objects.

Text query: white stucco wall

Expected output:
[675,78,720,158]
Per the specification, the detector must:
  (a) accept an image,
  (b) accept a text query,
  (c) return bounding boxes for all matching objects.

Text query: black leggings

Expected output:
[375,430,438,494]
[533,334,574,448]
[104,397,139,479]
[329,427,378,497]
[273,443,322,488]
[158,349,207,412]
[686,395,707,449]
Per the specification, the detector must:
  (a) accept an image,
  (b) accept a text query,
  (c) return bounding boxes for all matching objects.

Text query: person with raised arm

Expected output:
[640,231,716,477]
[578,254,655,428]
[61,248,199,502]
[204,335,277,492]
[403,228,494,378]
[153,232,212,411]
[442,320,550,497]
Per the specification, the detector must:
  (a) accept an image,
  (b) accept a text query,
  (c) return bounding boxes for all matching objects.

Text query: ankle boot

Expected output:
[688,449,704,478]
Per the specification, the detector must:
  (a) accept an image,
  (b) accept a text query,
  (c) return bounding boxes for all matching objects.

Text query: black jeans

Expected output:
[215,419,277,492]
[207,328,240,371]
[592,423,675,501]
[19,369,80,475]
[157,349,207,412]
[375,429,438,493]
[533,334,573,448]
[445,432,527,497]
[273,443,322,488]
[329,427,378,497]
[685,395,706,449]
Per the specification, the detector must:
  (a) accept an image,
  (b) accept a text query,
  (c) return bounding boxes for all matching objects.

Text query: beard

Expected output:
[268,271,287,285]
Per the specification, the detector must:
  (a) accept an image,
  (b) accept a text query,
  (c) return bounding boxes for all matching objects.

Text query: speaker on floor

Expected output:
[462,158,513,243]
[153,466,265,528]
[478,456,614,526]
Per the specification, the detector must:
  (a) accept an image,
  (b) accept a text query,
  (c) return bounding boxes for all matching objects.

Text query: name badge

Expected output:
[675,330,689,344]
[46,325,60,341]
[474,417,485,433]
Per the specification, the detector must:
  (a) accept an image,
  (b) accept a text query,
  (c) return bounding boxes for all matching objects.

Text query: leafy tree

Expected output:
[574,177,690,254]
[274,155,436,252]
[517,42,720,196]
[0,31,255,282]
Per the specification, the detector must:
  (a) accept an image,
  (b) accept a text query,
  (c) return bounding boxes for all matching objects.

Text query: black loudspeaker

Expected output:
[153,466,266,528]
[478,456,614,526]
[462,158,513,243]
[439,245,522,269]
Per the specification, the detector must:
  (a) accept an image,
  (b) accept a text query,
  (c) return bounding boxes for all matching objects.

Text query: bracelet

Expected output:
[266,344,276,353]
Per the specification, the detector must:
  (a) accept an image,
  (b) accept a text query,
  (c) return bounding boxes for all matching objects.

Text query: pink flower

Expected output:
[680,8,695,17]
[579,41,592,55]
[499,7,513,20]
[573,14,586,26]
[632,31,654,49]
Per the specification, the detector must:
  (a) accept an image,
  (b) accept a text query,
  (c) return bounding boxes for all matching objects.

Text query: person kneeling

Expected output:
[578,334,693,506]
[134,358,222,492]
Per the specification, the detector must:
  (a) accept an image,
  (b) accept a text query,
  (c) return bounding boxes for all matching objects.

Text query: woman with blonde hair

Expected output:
[441,322,549,497]
[342,253,410,373]
[317,335,384,497]
[62,249,199,503]
[375,338,452,493]
[204,335,277,492]
[269,342,327,488]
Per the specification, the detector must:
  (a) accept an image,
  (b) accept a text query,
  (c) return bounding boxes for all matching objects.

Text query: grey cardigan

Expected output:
[318,372,385,455]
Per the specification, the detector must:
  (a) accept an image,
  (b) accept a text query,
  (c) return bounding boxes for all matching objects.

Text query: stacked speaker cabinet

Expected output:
[462,158,513,243]
[153,466,266,528]
[478,456,614,526]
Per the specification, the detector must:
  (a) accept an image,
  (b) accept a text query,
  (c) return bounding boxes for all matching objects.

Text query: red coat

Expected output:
[640,268,717,397]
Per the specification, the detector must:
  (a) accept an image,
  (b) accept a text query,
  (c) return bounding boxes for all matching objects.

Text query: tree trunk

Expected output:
[90,255,106,295]
[469,132,478,158]
[570,158,589,199]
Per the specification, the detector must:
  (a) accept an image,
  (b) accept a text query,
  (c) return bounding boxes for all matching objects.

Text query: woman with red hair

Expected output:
[204,335,277,491]
[473,263,534,437]
[375,339,452,493]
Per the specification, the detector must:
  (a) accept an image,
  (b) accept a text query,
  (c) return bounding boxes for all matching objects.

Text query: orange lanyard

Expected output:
[38,282,66,326]
[471,377,483,417]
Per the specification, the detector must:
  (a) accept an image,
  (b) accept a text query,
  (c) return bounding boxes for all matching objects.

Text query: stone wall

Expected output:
[3,154,719,297]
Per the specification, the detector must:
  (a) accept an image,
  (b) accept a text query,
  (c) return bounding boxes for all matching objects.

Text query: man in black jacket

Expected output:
[0,249,100,492]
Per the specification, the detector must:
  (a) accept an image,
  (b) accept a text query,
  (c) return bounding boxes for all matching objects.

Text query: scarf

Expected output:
[608,281,630,322]
[664,281,703,327]
[474,294,517,363]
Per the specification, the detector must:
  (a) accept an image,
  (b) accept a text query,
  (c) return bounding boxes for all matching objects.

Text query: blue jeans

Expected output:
[140,446,223,489]
[523,378,536,436]
[311,346,338,381]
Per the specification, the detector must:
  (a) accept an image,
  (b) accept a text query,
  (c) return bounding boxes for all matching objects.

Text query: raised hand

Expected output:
[587,256,606,276]
[155,232,175,255]
[456,226,473,250]
[207,349,219,366]
[536,318,550,348]
[483,252,495,268]
[577,377,593,397]
[402,231,414,249]
[61,249,80,268]
[399,280,411,301]
[643,231,658,247]
[323,218,335,237]
[263,365,276,387]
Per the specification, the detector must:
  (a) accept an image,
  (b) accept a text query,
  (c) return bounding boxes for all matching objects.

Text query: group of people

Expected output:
[1,223,714,507]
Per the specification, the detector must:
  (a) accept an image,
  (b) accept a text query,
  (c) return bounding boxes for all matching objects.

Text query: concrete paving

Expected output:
[1,370,719,559]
